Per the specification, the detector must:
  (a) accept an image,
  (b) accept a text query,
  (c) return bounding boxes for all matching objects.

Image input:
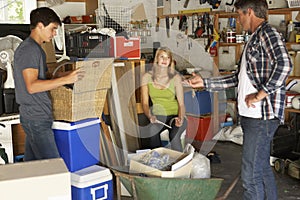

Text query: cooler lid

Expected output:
[71,165,111,183]
[52,118,101,130]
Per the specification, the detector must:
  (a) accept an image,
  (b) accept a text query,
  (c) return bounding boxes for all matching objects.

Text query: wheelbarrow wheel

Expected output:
[274,159,285,173]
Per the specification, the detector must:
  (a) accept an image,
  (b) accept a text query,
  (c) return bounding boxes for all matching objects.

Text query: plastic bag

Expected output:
[190,152,211,178]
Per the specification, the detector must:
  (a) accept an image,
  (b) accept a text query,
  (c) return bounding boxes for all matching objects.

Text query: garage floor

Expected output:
[116,140,300,200]
[191,140,300,200]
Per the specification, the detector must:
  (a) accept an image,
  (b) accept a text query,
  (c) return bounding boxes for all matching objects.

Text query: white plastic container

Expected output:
[71,165,113,200]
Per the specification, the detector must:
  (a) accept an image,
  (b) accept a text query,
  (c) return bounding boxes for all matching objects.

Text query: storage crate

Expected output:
[53,118,101,172]
[288,0,300,8]
[186,115,213,141]
[71,165,113,200]
[65,32,111,58]
[184,90,212,115]
[184,90,227,116]
[109,36,141,59]
[50,58,114,122]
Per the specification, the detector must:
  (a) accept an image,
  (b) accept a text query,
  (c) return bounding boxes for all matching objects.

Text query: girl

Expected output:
[141,47,187,152]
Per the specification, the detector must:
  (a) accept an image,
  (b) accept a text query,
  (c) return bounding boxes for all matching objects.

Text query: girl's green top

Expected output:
[148,78,178,116]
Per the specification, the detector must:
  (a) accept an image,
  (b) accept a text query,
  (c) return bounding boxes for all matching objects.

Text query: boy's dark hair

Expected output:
[234,0,268,20]
[30,7,61,29]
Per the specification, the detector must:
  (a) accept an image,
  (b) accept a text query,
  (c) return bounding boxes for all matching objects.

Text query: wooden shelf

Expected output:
[158,7,300,133]
[285,108,300,114]
[158,7,300,19]
[219,42,244,47]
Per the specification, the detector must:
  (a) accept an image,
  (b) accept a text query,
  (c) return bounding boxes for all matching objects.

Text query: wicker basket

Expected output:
[50,58,114,122]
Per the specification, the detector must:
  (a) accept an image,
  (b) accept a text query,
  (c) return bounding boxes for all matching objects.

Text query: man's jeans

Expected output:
[240,116,280,200]
[21,117,60,161]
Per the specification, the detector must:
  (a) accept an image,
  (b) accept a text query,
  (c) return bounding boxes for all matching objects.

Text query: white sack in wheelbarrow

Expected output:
[184,143,211,179]
[191,152,211,179]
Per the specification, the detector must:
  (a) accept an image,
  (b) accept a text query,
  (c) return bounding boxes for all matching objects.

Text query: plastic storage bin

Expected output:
[109,36,141,59]
[53,118,101,172]
[71,165,113,200]
[184,90,227,116]
[184,90,212,116]
[186,115,213,141]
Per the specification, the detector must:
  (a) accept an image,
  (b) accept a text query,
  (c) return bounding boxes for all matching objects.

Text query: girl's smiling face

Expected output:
[157,51,171,67]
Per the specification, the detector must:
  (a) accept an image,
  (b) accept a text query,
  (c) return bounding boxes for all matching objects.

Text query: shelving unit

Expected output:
[158,7,300,133]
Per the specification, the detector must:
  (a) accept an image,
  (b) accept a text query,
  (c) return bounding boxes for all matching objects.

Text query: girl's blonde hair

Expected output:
[152,47,176,81]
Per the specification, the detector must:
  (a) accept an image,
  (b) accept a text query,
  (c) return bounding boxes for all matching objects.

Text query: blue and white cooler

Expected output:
[71,165,113,200]
[52,118,101,172]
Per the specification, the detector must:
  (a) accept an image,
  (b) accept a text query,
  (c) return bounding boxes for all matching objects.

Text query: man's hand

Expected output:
[187,73,204,88]
[245,90,267,108]
[245,93,258,108]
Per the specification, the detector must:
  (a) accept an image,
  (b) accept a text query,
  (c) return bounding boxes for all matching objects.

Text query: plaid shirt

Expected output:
[204,21,292,123]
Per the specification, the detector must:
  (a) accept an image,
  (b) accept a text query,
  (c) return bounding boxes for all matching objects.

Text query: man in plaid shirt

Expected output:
[188,0,292,199]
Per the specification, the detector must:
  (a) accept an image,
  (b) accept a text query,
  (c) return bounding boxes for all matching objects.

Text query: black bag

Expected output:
[0,144,9,164]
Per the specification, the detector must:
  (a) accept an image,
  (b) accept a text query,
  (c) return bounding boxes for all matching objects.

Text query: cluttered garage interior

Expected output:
[0,0,300,199]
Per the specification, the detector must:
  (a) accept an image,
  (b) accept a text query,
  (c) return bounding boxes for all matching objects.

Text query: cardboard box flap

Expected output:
[73,58,114,93]
[0,158,68,181]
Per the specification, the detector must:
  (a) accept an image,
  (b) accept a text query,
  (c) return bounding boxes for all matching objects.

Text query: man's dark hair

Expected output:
[234,0,268,20]
[30,7,61,29]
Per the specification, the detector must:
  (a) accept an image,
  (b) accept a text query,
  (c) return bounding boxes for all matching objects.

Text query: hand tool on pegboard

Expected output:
[191,14,195,36]
[156,17,160,32]
[166,16,170,37]
[194,14,204,38]
[184,0,190,8]
[179,15,188,35]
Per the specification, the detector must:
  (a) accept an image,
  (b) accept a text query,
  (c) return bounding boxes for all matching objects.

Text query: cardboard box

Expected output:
[0,158,71,200]
[53,118,101,172]
[50,58,114,121]
[129,147,193,178]
[71,165,113,200]
[110,36,141,59]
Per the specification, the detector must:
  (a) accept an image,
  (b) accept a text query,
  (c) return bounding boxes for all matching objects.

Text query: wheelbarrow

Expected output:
[111,168,223,200]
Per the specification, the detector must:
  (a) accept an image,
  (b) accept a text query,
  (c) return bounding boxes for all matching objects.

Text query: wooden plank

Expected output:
[113,61,141,152]
[37,0,85,2]
[108,60,144,162]
[100,121,124,166]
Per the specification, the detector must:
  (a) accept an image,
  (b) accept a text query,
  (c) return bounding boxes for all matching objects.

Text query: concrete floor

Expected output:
[192,140,300,200]
[115,140,300,200]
